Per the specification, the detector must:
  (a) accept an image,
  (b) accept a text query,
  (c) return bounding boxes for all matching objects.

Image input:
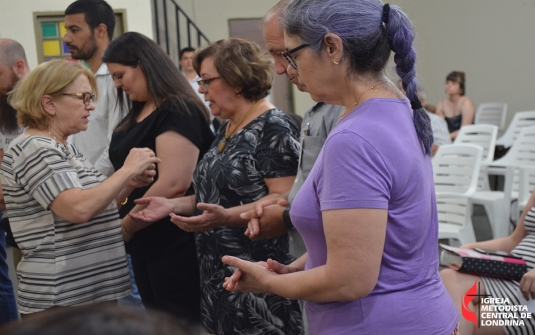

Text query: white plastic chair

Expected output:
[516,167,535,219]
[434,144,483,245]
[453,124,498,190]
[472,126,535,238]
[474,103,508,132]
[495,111,535,148]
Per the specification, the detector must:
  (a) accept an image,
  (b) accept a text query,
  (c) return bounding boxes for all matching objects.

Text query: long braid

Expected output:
[384,4,433,155]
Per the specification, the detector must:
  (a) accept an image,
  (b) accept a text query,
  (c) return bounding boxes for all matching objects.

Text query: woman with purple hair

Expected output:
[222,0,459,334]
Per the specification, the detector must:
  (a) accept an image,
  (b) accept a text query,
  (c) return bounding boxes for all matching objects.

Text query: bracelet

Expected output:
[282,205,294,230]
[120,218,133,239]
[117,197,128,206]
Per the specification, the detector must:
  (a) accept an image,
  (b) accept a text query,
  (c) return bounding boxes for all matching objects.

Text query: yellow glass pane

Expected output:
[43,40,60,56]
[60,22,67,37]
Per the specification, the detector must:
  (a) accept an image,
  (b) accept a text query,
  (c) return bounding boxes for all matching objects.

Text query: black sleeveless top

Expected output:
[445,114,462,133]
[441,98,467,133]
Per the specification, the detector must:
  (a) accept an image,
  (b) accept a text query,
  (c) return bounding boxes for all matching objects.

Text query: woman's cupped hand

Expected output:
[222,257,296,294]
[123,148,161,176]
[169,203,228,233]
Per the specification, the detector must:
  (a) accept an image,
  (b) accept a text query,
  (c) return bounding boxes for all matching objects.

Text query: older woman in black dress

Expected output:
[131,38,303,335]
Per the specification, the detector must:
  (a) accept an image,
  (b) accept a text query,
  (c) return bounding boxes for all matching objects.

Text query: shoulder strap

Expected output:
[458,99,467,113]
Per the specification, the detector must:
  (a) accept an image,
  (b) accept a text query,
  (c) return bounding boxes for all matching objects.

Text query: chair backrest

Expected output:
[474,103,507,131]
[495,111,535,148]
[453,124,498,190]
[494,126,535,206]
[495,126,535,168]
[433,144,483,196]
[454,124,498,164]
[518,168,535,210]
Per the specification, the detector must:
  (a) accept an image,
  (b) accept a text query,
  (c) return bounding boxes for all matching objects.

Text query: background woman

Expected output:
[435,71,475,140]
[0,59,159,315]
[441,188,535,334]
[221,1,459,334]
[130,38,303,335]
[103,32,214,321]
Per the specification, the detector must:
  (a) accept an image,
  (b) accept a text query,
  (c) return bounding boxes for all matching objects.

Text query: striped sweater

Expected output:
[0,135,130,314]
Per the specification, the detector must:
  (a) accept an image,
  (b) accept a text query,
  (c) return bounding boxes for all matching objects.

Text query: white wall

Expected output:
[178,0,535,121]
[394,0,535,125]
[0,0,154,69]
[4,0,534,121]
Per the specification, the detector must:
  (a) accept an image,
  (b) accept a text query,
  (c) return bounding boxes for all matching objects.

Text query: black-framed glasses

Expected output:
[197,77,220,90]
[61,92,95,106]
[282,43,310,69]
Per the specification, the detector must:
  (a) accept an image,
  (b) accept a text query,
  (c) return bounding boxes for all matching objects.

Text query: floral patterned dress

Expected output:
[192,108,304,335]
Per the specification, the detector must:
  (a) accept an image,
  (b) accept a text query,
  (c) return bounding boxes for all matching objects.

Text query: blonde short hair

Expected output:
[9,59,97,130]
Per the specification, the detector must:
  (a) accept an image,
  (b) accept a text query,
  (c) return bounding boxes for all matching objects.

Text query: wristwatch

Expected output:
[282,205,294,230]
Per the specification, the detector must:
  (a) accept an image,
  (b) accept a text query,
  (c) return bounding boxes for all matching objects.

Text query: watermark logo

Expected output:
[462,280,531,328]
[462,280,480,329]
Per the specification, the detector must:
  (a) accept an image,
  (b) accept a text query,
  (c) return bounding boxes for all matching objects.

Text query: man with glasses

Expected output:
[242,1,344,258]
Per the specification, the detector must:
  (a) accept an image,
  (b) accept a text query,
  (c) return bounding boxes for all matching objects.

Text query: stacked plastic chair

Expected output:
[474,103,507,133]
[472,126,535,238]
[434,144,483,245]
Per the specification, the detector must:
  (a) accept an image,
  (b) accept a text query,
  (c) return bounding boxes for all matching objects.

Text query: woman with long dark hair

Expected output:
[103,32,214,321]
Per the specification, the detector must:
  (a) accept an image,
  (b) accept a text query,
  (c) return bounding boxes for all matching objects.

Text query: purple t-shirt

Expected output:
[291,98,458,334]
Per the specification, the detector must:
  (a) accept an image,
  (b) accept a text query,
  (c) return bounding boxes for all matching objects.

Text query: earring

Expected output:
[236,90,241,97]
[333,57,339,65]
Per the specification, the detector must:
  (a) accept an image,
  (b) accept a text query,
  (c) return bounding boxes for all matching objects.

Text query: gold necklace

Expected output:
[339,83,383,119]
[49,131,71,155]
[218,99,264,153]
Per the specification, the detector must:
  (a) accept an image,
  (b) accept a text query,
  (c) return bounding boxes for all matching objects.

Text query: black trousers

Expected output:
[130,238,201,323]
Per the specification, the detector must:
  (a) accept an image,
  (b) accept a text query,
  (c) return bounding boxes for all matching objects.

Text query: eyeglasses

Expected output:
[197,77,220,90]
[282,43,310,70]
[61,92,95,106]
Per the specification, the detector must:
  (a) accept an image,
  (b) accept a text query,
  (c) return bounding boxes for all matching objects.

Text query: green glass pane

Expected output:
[41,23,58,38]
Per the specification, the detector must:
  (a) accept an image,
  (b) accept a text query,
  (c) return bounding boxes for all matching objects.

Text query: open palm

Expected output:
[129,197,175,222]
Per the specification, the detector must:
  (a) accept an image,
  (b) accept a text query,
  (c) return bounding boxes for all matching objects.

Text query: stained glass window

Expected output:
[35,13,125,63]
[39,21,71,61]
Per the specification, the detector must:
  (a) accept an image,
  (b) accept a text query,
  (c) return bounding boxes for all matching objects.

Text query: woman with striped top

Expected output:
[0,60,160,315]
[442,188,535,335]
